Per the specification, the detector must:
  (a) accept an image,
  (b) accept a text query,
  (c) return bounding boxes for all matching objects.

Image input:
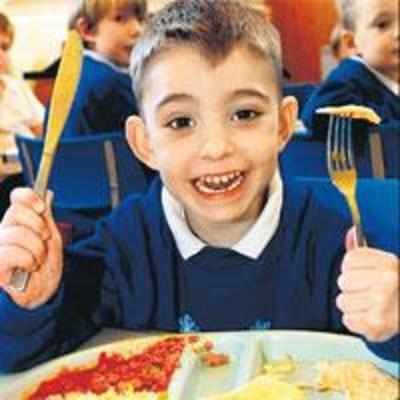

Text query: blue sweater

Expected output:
[302,58,400,132]
[54,53,138,137]
[0,178,398,371]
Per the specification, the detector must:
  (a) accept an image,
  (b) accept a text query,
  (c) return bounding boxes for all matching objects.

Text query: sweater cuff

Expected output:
[366,334,400,362]
[0,287,63,335]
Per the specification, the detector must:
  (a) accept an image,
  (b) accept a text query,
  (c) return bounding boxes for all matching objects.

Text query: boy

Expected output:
[0,0,398,372]
[0,12,44,137]
[57,0,146,137]
[302,0,399,134]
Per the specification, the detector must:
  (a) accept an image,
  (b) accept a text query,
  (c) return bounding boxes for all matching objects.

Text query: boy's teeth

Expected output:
[195,171,244,193]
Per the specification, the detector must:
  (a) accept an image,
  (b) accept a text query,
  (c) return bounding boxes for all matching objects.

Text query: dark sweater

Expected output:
[302,58,400,133]
[50,52,138,137]
[0,178,398,372]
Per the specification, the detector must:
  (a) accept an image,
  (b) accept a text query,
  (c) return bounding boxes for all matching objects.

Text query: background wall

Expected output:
[269,0,338,83]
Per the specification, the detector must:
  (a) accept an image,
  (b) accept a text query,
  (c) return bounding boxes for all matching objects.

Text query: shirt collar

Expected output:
[84,49,129,74]
[351,56,399,95]
[162,170,283,260]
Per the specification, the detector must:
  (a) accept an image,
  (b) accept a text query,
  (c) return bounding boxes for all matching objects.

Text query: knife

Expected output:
[8,30,83,292]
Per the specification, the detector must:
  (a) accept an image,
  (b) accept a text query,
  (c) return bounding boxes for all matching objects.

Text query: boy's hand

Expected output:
[0,188,63,309]
[336,227,399,342]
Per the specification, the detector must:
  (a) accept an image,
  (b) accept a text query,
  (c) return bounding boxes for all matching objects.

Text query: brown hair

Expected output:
[0,12,14,48]
[71,0,147,30]
[130,0,283,108]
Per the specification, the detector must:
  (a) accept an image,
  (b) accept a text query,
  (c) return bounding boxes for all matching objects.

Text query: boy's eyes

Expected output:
[113,13,130,23]
[232,109,261,122]
[166,117,195,129]
[372,16,392,30]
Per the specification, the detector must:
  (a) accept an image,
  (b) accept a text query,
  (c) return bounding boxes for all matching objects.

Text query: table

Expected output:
[0,328,144,390]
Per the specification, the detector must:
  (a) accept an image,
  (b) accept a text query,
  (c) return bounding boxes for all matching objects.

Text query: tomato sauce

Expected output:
[28,336,186,399]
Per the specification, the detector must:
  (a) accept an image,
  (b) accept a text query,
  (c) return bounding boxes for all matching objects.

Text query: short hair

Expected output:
[130,0,283,110]
[72,0,147,30]
[337,0,358,31]
[0,12,14,47]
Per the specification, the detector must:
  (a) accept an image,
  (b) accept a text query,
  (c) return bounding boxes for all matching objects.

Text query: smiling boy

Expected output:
[0,0,398,372]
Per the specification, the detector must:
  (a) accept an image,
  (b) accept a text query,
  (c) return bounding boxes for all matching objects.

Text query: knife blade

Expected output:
[9,30,83,292]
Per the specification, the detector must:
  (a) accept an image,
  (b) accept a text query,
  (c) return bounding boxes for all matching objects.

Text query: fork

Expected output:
[326,115,366,247]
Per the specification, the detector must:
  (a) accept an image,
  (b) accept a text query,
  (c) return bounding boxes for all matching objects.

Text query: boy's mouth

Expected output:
[193,171,245,194]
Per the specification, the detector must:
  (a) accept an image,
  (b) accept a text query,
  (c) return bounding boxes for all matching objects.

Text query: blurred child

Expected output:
[57,0,146,137]
[0,13,44,137]
[0,0,398,372]
[302,0,399,135]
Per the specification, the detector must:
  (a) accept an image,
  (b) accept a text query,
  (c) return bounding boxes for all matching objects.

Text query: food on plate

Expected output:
[18,334,399,400]
[24,337,185,400]
[203,375,306,400]
[317,360,399,400]
[316,105,381,124]
[23,335,230,400]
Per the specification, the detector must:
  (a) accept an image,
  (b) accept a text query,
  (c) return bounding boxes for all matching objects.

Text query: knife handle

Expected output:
[8,153,54,292]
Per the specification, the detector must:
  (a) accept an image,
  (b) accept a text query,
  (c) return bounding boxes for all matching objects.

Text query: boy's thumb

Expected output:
[345,226,357,252]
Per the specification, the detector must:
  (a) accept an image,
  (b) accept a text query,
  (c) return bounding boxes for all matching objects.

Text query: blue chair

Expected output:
[16,133,156,239]
[280,124,400,179]
[295,177,399,254]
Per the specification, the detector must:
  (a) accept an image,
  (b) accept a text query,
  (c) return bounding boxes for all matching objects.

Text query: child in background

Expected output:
[302,0,399,135]
[0,12,44,137]
[57,0,146,137]
[0,0,398,372]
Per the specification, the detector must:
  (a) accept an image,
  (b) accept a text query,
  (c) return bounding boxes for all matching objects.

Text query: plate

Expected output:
[2,330,399,399]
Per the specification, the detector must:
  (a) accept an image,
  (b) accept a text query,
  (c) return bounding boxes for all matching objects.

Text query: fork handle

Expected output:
[354,223,367,247]
[8,157,52,292]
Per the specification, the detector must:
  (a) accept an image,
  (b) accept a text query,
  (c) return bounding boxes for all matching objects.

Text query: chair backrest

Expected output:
[16,133,153,210]
[295,177,399,254]
[280,137,328,178]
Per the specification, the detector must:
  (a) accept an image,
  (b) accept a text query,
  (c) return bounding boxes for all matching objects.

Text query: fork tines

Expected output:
[326,114,366,246]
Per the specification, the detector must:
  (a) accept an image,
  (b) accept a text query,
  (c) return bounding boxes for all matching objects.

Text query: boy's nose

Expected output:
[199,130,234,160]
[127,19,143,38]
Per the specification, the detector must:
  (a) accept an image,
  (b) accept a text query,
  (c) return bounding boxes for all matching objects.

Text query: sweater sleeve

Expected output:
[301,77,364,138]
[0,219,120,372]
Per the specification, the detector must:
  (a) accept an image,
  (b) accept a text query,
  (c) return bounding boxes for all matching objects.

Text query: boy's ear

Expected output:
[75,17,96,45]
[126,115,158,170]
[277,95,298,152]
[341,30,357,53]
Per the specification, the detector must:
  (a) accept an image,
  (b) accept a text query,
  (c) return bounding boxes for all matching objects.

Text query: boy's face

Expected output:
[0,31,12,73]
[84,9,143,67]
[353,0,399,81]
[127,45,297,232]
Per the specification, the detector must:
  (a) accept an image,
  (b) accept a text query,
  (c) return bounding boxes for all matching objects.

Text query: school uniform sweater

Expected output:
[302,57,400,133]
[53,50,138,137]
[0,178,398,372]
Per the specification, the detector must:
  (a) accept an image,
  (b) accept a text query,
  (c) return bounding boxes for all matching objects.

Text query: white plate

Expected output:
[2,330,398,399]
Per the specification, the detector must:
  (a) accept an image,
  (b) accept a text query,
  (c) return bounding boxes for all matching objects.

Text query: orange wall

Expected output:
[268,0,338,83]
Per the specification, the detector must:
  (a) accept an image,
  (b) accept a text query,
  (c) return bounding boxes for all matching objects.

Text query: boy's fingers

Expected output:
[9,187,45,214]
[0,245,38,281]
[337,270,375,292]
[342,312,392,342]
[1,203,50,240]
[342,248,391,271]
[336,292,371,313]
[0,226,46,266]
